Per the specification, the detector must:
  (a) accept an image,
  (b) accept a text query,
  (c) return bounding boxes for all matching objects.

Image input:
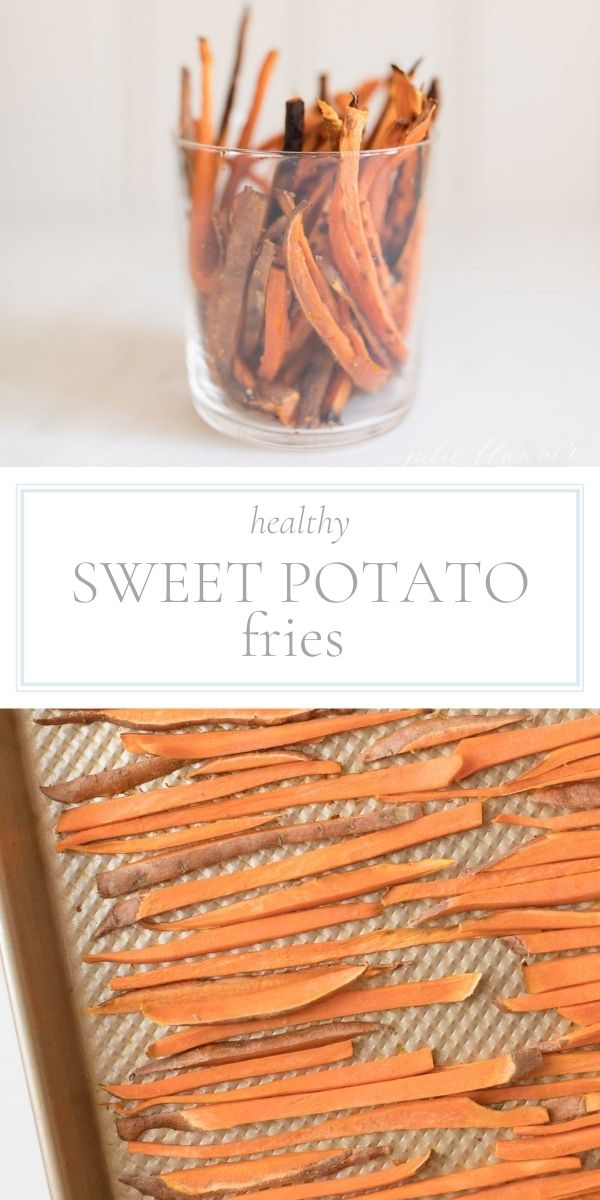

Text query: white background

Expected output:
[0,967,47,1195]
[1,0,600,465]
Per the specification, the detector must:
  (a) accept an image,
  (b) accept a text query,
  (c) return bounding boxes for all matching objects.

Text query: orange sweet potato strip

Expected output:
[235,1155,431,1200]
[516,928,600,955]
[454,716,600,781]
[411,866,600,925]
[363,714,526,763]
[95,800,460,933]
[115,1049,433,1126]
[217,6,251,147]
[330,105,408,363]
[142,972,481,1030]
[87,901,380,965]
[37,708,319,730]
[136,1021,381,1079]
[190,750,315,776]
[73,814,275,857]
[188,38,220,294]
[122,1147,363,1200]
[161,1051,539,1132]
[105,1038,355,1103]
[497,1127,600,1162]
[525,955,600,995]
[502,978,600,1014]
[121,709,419,759]
[385,857,600,908]
[96,808,403,898]
[109,929,418,993]
[473,1078,600,1105]
[258,266,291,380]
[284,206,391,393]
[461,909,600,933]
[56,758,341,835]
[535,1021,600,1053]
[96,963,368,1021]
[222,48,279,204]
[560,1001,600,1026]
[497,808,600,834]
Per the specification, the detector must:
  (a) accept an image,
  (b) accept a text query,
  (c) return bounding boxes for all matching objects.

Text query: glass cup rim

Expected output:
[173,131,431,161]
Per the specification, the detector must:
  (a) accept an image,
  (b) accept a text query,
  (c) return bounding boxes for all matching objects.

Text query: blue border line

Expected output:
[16,483,584,692]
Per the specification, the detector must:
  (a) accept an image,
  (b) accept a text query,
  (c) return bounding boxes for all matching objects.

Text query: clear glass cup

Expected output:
[177,138,431,448]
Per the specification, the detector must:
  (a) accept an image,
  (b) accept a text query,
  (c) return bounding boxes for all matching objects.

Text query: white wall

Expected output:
[1,0,599,225]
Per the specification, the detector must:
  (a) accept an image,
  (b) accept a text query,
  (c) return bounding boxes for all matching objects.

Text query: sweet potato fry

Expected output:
[105,1038,355,1103]
[499,807,600,835]
[37,708,319,730]
[235,1155,431,1200]
[115,1049,433,1126]
[135,1022,379,1080]
[57,759,340,835]
[207,187,270,370]
[536,1021,600,1053]
[454,717,600,781]
[158,1052,539,1132]
[330,104,408,363]
[364,713,526,762]
[258,266,291,380]
[239,239,276,358]
[90,901,380,964]
[217,6,251,147]
[473,1078,600,1105]
[496,1125,600,1161]
[188,38,220,293]
[41,756,182,806]
[96,807,401,898]
[74,814,275,857]
[122,1148,363,1200]
[502,978,600,1015]
[461,909,600,933]
[120,709,418,759]
[96,963,367,1022]
[560,1001,600,1026]
[142,972,481,1031]
[525,955,600,995]
[190,750,316,776]
[284,206,390,392]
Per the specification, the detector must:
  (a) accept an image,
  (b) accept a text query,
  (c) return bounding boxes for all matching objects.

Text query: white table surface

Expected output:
[0,962,48,1194]
[2,216,599,467]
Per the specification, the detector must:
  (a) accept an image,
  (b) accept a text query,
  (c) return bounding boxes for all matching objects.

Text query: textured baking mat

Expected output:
[27,709,596,1197]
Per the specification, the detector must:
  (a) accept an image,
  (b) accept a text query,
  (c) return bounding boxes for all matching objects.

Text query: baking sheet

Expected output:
[0,708,595,1199]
